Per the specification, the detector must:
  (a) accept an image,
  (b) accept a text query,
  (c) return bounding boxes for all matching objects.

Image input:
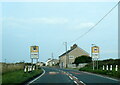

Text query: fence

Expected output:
[24,65,37,73]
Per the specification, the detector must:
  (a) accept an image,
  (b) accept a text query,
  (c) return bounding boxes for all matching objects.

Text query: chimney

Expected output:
[71,44,77,49]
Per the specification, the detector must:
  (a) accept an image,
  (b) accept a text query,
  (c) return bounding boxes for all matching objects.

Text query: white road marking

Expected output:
[66,73,69,75]
[69,76,73,80]
[80,80,86,85]
[69,74,73,76]
[49,71,59,74]
[82,71,119,82]
[27,68,45,85]
[73,76,78,79]
[74,81,79,85]
[60,70,86,85]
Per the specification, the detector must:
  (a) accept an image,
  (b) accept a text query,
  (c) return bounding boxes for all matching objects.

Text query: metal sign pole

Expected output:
[31,58,33,64]
[93,58,95,70]
[92,45,99,70]
[97,58,98,70]
[92,45,94,70]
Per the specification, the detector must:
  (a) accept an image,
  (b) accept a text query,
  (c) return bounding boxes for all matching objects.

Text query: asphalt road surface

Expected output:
[28,67,120,85]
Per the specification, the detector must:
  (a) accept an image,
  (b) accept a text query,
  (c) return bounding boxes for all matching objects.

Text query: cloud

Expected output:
[3,17,95,32]
[3,17,69,25]
[31,18,68,24]
[75,22,95,30]
[102,50,118,54]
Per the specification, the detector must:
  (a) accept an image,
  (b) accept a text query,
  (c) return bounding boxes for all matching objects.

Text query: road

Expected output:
[28,67,120,85]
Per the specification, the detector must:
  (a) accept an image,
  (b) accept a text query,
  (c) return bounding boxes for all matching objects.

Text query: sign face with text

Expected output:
[30,46,39,59]
[92,46,99,53]
[91,46,99,59]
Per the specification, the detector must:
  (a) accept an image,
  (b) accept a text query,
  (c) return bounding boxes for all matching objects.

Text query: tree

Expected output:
[73,55,92,66]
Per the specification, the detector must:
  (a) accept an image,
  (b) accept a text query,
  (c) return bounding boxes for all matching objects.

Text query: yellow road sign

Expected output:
[30,46,39,52]
[30,46,39,59]
[92,46,99,53]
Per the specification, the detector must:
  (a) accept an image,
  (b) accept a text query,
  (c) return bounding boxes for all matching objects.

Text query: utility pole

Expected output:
[91,44,95,70]
[51,52,54,66]
[5,59,6,63]
[52,52,54,59]
[97,58,98,70]
[64,42,68,68]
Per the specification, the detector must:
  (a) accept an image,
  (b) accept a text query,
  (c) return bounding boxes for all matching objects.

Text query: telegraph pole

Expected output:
[5,59,6,63]
[51,52,54,59]
[65,42,67,54]
[64,42,68,68]
[51,52,54,66]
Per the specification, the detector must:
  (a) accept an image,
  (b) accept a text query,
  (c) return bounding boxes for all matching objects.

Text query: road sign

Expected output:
[30,46,39,59]
[91,46,99,59]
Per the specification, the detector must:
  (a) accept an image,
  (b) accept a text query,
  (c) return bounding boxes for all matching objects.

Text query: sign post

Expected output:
[30,46,39,64]
[91,45,100,70]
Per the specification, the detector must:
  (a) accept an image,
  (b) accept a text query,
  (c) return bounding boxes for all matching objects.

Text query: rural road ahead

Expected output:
[28,67,120,85]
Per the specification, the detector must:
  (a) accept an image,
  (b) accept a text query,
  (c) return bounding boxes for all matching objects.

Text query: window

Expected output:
[69,56,74,59]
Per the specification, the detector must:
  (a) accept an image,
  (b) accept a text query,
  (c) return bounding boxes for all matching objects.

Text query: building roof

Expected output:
[59,44,77,58]
[59,44,89,58]
[59,48,75,58]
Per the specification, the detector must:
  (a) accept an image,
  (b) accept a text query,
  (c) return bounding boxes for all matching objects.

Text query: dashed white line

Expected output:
[69,76,73,80]
[69,74,73,76]
[74,76,78,79]
[74,81,77,84]
[60,70,86,85]
[74,81,79,85]
[80,80,86,85]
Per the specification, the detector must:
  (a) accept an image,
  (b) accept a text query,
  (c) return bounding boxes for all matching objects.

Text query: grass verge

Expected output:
[2,68,43,85]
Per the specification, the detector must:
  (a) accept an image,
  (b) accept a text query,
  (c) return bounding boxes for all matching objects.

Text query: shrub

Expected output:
[74,55,92,66]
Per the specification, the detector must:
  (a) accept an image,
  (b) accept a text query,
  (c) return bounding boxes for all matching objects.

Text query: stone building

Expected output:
[59,44,89,68]
[46,58,59,66]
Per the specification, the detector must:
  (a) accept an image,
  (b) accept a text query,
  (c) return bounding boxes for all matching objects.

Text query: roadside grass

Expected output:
[78,59,120,79]
[2,68,43,85]
[2,63,25,74]
[79,66,120,79]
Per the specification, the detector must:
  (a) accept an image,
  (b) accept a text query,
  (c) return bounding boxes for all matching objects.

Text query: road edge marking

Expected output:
[82,71,119,82]
[27,68,45,85]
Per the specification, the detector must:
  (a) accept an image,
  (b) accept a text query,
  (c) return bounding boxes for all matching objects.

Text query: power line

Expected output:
[68,2,119,44]
[54,43,64,56]
[54,2,119,57]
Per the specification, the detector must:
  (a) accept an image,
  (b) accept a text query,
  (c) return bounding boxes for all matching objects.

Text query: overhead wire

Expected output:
[68,1,119,44]
[54,1,119,57]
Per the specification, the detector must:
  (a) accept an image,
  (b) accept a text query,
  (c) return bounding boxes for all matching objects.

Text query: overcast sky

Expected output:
[1,1,118,63]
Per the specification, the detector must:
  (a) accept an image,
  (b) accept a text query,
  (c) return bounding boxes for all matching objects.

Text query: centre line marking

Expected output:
[69,76,73,80]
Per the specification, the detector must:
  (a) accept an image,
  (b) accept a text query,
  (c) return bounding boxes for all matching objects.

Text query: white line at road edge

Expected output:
[27,68,45,85]
[82,71,119,82]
